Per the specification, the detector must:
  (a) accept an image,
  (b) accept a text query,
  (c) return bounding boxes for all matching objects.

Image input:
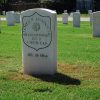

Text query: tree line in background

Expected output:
[0,0,75,13]
[0,0,73,3]
[0,0,99,13]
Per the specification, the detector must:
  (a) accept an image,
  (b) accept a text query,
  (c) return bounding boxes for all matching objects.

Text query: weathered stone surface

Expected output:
[21,8,57,75]
[93,11,100,37]
[64,10,67,13]
[62,13,68,24]
[6,11,15,26]
[14,12,20,23]
[73,12,80,27]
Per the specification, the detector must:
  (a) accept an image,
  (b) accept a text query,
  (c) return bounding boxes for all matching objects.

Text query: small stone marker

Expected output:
[88,10,93,26]
[64,10,67,13]
[3,11,6,15]
[76,10,80,12]
[14,12,20,23]
[73,12,80,27]
[21,8,57,75]
[6,11,15,26]
[88,10,92,15]
[90,13,93,26]
[70,12,73,17]
[62,12,68,24]
[93,11,100,37]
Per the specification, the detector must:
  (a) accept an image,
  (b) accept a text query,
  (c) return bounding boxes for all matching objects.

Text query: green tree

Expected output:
[0,0,8,4]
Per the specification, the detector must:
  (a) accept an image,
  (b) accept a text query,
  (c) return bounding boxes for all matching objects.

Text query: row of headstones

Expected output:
[75,10,100,37]
[20,8,100,75]
[62,10,100,37]
[1,9,100,75]
[62,11,80,27]
[21,8,100,75]
[5,9,89,27]
[62,10,92,27]
[5,10,91,27]
[6,11,20,26]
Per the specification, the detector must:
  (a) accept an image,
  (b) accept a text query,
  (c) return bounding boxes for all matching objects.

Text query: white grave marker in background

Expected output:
[6,11,15,26]
[64,10,67,13]
[88,10,93,26]
[14,12,20,23]
[93,11,100,37]
[73,12,80,27]
[3,11,6,15]
[88,10,92,15]
[21,8,57,75]
[90,13,93,26]
[76,10,80,12]
[62,12,68,24]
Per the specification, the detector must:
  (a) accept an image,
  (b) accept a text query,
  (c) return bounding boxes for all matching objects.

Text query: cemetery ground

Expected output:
[0,21,100,100]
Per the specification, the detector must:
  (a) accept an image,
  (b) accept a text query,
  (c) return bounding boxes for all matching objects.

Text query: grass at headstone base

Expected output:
[0,21,100,100]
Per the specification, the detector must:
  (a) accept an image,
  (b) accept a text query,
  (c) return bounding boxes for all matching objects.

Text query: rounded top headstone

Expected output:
[88,10,92,14]
[21,8,56,15]
[64,10,67,13]
[76,10,80,12]
[21,8,57,75]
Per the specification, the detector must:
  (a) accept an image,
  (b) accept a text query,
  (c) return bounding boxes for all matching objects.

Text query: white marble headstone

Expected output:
[21,8,57,75]
[88,10,92,15]
[3,11,6,15]
[70,12,73,17]
[62,13,68,24]
[93,11,100,37]
[6,11,15,26]
[90,13,93,26]
[64,10,67,13]
[14,12,20,23]
[73,12,80,27]
[76,10,80,12]
[88,10,93,26]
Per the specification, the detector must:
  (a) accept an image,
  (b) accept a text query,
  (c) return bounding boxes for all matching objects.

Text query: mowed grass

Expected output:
[0,21,100,100]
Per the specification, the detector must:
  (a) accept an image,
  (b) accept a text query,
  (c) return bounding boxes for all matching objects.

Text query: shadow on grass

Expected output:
[33,88,52,93]
[33,72,81,85]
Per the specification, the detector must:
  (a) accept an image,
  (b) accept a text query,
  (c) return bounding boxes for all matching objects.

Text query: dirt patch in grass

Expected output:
[7,70,81,85]
[58,63,100,80]
[0,60,6,64]
[7,71,36,81]
[0,57,14,64]
[0,59,9,65]
[58,63,81,73]
[6,69,43,82]
[5,63,100,85]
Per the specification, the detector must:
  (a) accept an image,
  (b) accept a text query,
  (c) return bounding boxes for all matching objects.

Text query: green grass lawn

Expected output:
[0,21,100,100]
